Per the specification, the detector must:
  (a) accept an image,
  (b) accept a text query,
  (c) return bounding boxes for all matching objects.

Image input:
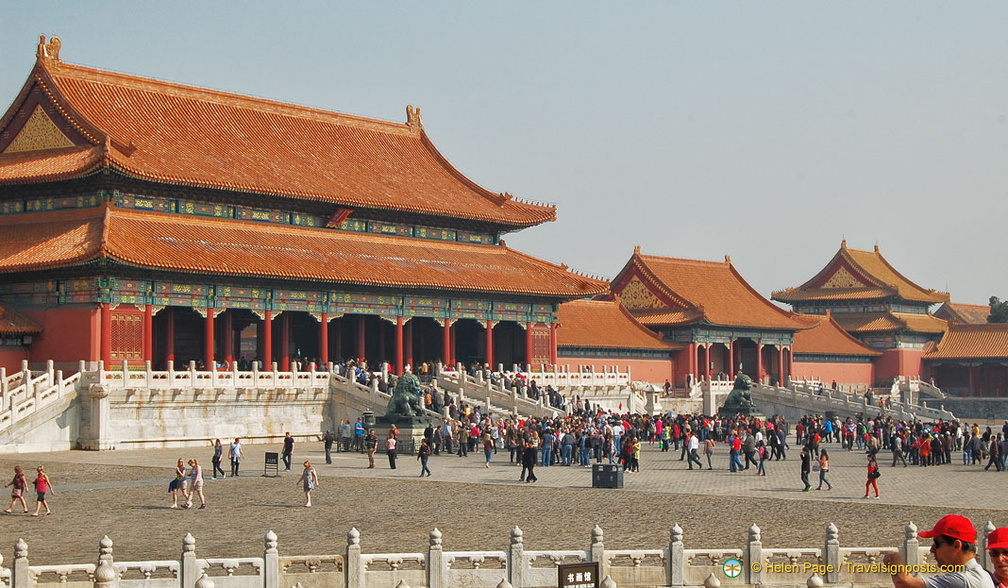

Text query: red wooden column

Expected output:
[279,313,290,371]
[549,322,558,366]
[756,343,765,383]
[356,316,366,363]
[395,316,404,375]
[485,320,494,369]
[525,322,534,367]
[166,307,175,364]
[222,311,234,367]
[100,302,112,367]
[777,345,785,386]
[319,313,329,366]
[728,339,735,376]
[442,319,452,368]
[143,305,153,364]
[263,310,273,368]
[404,320,413,369]
[203,309,215,370]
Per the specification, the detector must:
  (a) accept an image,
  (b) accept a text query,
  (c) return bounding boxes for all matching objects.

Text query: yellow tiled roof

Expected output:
[773,241,949,305]
[0,206,609,298]
[832,311,948,334]
[0,303,41,335]
[615,250,807,331]
[0,46,554,229]
[791,312,881,356]
[924,323,1008,360]
[933,302,991,325]
[556,299,677,350]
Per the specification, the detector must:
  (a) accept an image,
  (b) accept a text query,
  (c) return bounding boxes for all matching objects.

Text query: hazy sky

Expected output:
[2,2,1006,306]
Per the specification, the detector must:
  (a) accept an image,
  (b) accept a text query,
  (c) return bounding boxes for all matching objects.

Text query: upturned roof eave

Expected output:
[26,54,555,230]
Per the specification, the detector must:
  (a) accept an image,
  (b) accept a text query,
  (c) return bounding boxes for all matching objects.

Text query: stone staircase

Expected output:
[0,361,81,452]
[747,382,957,422]
[434,370,559,419]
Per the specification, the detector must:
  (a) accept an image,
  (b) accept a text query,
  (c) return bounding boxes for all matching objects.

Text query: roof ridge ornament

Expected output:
[406,104,422,130]
[37,35,62,66]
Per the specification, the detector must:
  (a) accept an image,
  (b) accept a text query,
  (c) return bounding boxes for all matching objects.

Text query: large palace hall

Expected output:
[1,37,1005,397]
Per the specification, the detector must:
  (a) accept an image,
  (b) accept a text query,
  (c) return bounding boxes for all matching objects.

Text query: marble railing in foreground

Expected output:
[6,521,1002,588]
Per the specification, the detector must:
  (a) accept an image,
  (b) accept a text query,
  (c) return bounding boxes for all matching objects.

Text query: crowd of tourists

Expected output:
[791,413,1008,471]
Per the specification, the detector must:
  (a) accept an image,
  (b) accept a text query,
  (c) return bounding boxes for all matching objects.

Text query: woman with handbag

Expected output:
[4,465,28,513]
[816,449,832,490]
[864,454,880,498]
[169,458,187,508]
[30,465,55,516]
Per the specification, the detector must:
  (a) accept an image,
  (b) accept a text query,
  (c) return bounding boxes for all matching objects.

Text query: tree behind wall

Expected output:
[989,297,1008,323]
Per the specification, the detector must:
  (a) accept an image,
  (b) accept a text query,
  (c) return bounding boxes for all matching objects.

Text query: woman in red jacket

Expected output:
[864,454,880,498]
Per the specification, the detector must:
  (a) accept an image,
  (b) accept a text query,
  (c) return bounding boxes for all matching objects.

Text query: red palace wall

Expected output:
[0,347,30,374]
[22,306,99,370]
[21,305,147,371]
[556,355,674,385]
[673,347,692,385]
[791,360,874,390]
[874,348,925,383]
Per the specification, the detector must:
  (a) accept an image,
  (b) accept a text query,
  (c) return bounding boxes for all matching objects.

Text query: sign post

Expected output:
[558,561,599,588]
[264,451,279,477]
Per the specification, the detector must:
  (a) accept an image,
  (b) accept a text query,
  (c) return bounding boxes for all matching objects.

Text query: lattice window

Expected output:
[111,312,143,360]
[530,324,551,365]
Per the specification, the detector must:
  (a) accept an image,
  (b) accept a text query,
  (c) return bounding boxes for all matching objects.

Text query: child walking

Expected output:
[297,460,319,507]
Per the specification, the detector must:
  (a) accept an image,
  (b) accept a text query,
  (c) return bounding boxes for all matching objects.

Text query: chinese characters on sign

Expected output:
[558,561,599,588]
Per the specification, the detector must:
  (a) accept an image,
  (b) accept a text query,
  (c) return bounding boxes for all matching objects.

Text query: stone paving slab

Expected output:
[0,439,1004,566]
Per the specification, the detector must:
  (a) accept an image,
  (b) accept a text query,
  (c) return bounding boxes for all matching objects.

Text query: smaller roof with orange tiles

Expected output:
[923,323,1008,360]
[556,298,678,351]
[933,302,991,325]
[0,303,41,335]
[772,241,949,305]
[831,311,948,335]
[0,37,554,231]
[791,312,881,357]
[611,248,808,332]
[0,205,608,299]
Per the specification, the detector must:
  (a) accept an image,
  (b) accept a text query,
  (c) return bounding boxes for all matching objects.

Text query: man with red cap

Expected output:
[987,527,1008,588]
[883,514,995,588]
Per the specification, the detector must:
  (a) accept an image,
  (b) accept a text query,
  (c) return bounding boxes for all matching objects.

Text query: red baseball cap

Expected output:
[987,528,1008,550]
[919,515,977,543]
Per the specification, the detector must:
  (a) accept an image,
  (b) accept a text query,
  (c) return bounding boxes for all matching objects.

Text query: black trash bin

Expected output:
[592,463,624,488]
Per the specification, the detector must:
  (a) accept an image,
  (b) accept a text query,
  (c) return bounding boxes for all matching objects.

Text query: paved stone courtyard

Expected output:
[1,439,1005,566]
